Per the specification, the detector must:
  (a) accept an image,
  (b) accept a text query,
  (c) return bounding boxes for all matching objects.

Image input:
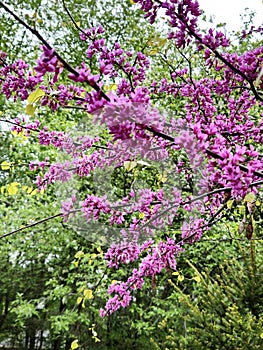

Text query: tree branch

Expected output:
[0,1,110,102]
[0,213,62,239]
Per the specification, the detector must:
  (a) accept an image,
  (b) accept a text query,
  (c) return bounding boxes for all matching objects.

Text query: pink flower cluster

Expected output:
[100,238,182,316]
[35,46,63,83]
[0,55,40,101]
[3,0,263,318]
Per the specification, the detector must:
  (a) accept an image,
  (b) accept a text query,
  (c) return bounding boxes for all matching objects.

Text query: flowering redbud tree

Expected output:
[1,0,263,317]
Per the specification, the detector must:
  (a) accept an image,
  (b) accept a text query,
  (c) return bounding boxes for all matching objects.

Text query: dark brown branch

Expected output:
[62,0,86,34]
[0,213,62,239]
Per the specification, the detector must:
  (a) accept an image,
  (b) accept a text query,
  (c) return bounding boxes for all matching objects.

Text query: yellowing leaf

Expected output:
[84,289,93,300]
[149,48,158,55]
[139,212,145,219]
[30,189,38,196]
[255,200,260,206]
[260,332,263,339]
[26,104,37,117]
[78,286,85,293]
[244,192,255,203]
[27,88,45,104]
[76,297,83,305]
[178,275,184,282]
[157,172,168,183]
[1,161,11,170]
[75,251,84,259]
[104,84,117,91]
[97,246,102,254]
[79,91,86,98]
[27,187,33,194]
[76,21,81,27]
[71,340,79,350]
[172,271,179,276]
[124,161,137,172]
[193,275,201,283]
[22,186,28,191]
[227,200,234,209]
[7,183,19,195]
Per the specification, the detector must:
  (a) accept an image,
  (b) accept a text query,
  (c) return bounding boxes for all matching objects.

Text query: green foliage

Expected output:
[151,241,263,350]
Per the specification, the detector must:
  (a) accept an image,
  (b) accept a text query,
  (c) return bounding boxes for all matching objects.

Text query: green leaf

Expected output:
[27,88,45,104]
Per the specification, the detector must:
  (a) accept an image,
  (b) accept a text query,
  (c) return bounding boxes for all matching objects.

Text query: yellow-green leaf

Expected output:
[7,183,19,195]
[30,189,38,196]
[244,192,255,203]
[193,275,201,283]
[39,188,45,195]
[124,161,137,172]
[75,251,84,259]
[1,161,11,170]
[27,187,33,194]
[178,275,184,282]
[111,280,119,285]
[26,104,37,117]
[172,271,179,276]
[84,289,93,300]
[71,340,79,350]
[227,200,234,209]
[157,172,168,183]
[149,48,158,55]
[76,297,83,305]
[27,88,45,104]
[97,246,103,254]
[104,84,117,91]
[139,212,145,219]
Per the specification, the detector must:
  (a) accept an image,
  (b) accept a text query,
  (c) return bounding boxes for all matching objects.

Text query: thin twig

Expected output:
[0,213,62,239]
[62,0,86,34]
